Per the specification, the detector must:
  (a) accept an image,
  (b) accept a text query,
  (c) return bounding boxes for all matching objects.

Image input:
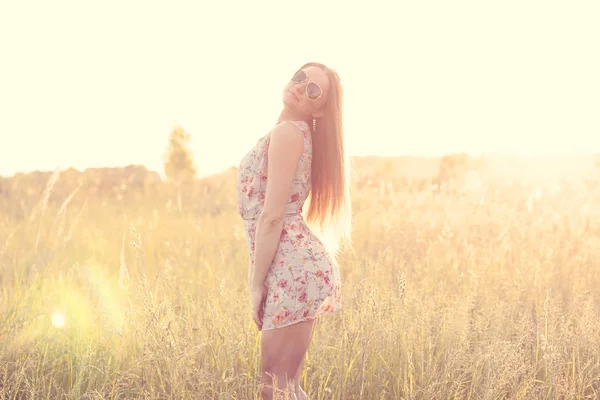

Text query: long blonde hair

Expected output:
[301,62,352,254]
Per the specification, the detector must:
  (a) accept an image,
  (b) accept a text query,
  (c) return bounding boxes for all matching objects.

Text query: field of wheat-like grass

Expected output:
[1,160,600,399]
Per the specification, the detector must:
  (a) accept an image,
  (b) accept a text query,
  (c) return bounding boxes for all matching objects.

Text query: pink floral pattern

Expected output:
[237,120,342,330]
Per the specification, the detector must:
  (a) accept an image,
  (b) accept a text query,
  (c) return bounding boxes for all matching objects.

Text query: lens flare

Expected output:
[51,312,65,327]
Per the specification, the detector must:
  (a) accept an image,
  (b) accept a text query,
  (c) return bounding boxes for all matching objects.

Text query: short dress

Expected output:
[236,120,342,331]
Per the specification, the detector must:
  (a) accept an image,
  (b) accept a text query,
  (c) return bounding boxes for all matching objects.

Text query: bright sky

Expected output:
[1,1,598,178]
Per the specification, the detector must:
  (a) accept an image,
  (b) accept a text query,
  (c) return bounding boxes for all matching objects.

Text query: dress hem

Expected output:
[260,306,342,332]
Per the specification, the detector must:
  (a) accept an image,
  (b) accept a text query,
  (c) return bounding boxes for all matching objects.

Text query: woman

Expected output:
[236,62,351,399]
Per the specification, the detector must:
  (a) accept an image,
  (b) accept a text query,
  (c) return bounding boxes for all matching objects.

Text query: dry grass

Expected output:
[1,159,600,399]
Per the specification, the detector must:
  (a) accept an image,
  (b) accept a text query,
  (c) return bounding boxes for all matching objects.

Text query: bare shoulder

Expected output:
[269,121,304,157]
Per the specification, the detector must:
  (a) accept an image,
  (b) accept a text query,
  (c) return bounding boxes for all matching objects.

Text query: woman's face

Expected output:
[282,66,330,118]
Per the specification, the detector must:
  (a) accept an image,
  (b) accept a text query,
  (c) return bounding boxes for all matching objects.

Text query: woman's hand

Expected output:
[250,281,268,330]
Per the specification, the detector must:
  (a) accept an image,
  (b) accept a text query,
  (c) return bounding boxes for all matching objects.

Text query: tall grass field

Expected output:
[1,156,600,399]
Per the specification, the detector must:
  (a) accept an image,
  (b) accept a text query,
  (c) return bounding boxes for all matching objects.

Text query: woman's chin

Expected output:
[282,96,297,108]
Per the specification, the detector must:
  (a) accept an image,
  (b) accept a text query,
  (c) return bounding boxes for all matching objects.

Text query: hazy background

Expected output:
[1,0,598,178]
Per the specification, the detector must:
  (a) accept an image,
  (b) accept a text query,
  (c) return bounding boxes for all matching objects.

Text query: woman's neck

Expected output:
[277,108,307,125]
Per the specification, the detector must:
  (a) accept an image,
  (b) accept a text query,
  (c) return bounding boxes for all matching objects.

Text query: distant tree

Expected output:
[164,125,197,185]
[163,126,197,211]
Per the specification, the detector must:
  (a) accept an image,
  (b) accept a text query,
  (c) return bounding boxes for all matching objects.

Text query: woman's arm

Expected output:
[250,122,304,288]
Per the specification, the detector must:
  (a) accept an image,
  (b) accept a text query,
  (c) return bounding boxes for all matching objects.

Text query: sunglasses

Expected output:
[290,69,323,101]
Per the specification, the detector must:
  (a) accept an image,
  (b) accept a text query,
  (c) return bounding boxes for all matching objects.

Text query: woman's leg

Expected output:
[294,319,317,399]
[260,319,315,400]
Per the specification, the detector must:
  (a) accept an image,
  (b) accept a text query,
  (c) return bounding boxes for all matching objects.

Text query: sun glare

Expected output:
[51,312,65,328]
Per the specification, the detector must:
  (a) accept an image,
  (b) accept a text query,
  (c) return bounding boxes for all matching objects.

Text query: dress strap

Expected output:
[288,120,310,135]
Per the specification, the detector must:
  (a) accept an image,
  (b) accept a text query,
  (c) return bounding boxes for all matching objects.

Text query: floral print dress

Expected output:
[236,120,342,331]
